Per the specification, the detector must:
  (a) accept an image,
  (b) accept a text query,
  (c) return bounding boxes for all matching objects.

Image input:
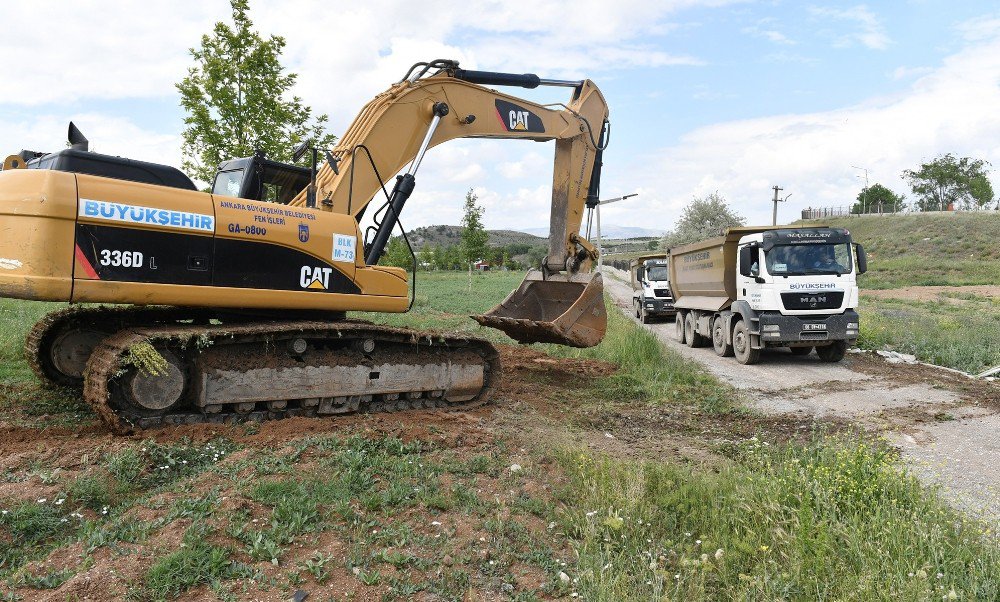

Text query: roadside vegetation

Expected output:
[0,271,998,599]
[860,292,1000,374]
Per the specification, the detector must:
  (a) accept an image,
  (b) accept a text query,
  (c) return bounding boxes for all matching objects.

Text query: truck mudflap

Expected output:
[757,310,859,345]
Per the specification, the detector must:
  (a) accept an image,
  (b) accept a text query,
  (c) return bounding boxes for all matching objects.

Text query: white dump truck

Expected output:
[630,255,676,323]
[668,226,867,364]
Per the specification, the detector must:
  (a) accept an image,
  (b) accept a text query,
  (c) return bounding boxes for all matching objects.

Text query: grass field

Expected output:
[0,271,998,600]
[859,292,1000,374]
[801,212,1000,289]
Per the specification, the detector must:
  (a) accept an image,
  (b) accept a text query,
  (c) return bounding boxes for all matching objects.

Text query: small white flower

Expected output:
[55,499,64,506]
[431,521,442,526]
[715,549,724,560]
[684,532,691,537]
[696,539,702,545]
[37,498,47,503]
[586,511,598,517]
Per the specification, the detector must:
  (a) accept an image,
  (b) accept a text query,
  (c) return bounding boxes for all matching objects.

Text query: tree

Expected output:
[176,0,336,184]
[659,192,746,250]
[902,154,994,211]
[381,236,413,270]
[852,183,906,214]
[460,189,489,267]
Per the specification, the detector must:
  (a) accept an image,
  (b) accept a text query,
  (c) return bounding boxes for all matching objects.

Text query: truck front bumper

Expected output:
[757,310,859,346]
[642,297,677,316]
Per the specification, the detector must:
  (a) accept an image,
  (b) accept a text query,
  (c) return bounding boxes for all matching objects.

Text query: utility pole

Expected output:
[771,186,784,226]
[852,165,869,214]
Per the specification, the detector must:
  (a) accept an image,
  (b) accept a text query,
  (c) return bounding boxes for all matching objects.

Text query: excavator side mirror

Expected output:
[326,150,340,175]
[292,140,310,162]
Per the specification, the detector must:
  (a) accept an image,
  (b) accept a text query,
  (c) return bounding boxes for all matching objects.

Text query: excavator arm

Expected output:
[292,60,610,346]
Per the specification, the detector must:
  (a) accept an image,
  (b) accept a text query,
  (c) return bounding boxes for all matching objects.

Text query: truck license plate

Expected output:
[803,323,827,331]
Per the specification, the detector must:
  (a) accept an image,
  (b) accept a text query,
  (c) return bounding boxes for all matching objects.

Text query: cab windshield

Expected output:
[765,243,852,275]
[646,266,669,281]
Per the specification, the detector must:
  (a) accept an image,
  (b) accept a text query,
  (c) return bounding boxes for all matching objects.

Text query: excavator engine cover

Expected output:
[473,270,606,348]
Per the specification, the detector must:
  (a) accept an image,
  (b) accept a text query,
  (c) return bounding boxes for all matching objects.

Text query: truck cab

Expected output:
[630,256,676,323]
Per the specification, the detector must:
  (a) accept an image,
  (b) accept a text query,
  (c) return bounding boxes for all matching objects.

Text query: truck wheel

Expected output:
[712,318,734,357]
[816,341,847,362]
[685,313,707,348]
[675,311,687,344]
[640,305,651,324]
[733,320,761,365]
[789,346,813,356]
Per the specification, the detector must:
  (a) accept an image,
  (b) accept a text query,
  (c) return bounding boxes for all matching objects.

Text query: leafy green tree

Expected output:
[177,0,336,184]
[902,154,994,211]
[381,236,412,269]
[659,192,746,250]
[852,183,906,214]
[460,189,489,266]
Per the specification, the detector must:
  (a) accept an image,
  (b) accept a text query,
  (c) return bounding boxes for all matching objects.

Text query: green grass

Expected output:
[556,435,1000,601]
[1,270,998,599]
[546,299,737,414]
[798,213,1000,289]
[859,294,1000,373]
[0,298,63,381]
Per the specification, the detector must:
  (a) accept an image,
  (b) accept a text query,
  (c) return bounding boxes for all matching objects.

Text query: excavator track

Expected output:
[81,320,500,434]
[25,305,213,388]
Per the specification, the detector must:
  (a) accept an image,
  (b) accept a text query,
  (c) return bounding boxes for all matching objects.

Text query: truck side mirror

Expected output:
[739,247,752,277]
[636,267,645,281]
[855,243,868,274]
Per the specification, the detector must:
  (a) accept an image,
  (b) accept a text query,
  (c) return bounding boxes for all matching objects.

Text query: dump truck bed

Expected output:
[668,226,785,312]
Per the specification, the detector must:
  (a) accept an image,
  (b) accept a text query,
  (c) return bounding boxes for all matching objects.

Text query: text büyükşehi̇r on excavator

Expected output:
[0,59,611,433]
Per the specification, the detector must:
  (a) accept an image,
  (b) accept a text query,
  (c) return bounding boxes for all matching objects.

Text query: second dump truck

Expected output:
[630,255,676,323]
[669,226,867,365]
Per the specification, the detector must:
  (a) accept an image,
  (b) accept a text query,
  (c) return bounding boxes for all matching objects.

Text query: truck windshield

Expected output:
[765,243,852,275]
[646,266,669,281]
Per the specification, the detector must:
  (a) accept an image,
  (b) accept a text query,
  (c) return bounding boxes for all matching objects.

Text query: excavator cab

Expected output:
[212,152,310,204]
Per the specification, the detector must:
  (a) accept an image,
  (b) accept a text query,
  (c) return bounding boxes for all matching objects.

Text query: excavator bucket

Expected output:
[472,270,606,348]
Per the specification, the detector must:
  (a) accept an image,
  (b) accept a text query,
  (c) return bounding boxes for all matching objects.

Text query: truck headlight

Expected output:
[762,324,781,332]
[847,322,858,329]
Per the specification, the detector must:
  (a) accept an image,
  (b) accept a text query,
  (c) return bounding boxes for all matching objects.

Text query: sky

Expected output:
[2,0,999,235]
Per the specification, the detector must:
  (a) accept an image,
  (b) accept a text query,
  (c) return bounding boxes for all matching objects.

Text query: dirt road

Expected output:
[601,267,1000,523]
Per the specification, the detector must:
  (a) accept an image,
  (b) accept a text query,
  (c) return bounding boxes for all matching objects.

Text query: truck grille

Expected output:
[654,289,671,298]
[781,291,843,310]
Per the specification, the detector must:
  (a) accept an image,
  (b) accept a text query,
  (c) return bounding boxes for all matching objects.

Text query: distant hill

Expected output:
[795,212,1000,289]
[407,225,545,248]
[520,224,665,239]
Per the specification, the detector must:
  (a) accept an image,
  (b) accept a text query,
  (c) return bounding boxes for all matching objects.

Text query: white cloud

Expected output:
[810,5,891,50]
[890,66,934,81]
[0,113,181,167]
[742,20,796,45]
[0,1,227,105]
[601,31,1000,230]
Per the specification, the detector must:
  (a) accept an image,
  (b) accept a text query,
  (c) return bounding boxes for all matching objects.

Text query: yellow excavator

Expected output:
[0,59,610,433]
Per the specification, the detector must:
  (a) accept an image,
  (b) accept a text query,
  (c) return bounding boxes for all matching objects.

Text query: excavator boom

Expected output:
[293,60,610,346]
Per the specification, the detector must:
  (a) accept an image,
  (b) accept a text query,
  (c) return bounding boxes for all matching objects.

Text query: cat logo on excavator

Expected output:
[300,265,332,290]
